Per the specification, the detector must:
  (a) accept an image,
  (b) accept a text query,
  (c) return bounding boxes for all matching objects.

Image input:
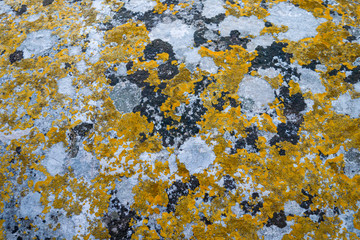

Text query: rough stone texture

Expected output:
[1,0,360,239]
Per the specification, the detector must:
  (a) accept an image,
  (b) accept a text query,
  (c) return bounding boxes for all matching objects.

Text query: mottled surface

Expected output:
[1,0,360,239]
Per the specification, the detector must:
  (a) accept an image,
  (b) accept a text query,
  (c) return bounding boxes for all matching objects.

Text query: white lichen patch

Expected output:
[42,142,67,176]
[57,76,76,97]
[266,2,326,41]
[125,0,156,13]
[257,222,294,240]
[343,148,360,179]
[219,15,265,37]
[85,28,105,63]
[178,137,216,175]
[331,92,360,118]
[284,200,305,216]
[246,34,274,52]
[19,192,43,219]
[257,67,281,79]
[149,20,195,61]
[18,30,59,58]
[199,56,218,74]
[0,2,12,15]
[109,81,141,113]
[0,128,31,142]
[202,0,225,19]
[115,175,139,206]
[297,66,326,94]
[237,75,275,111]
[69,148,99,180]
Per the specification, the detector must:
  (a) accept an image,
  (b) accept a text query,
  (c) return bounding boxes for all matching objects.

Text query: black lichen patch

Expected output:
[250,41,301,83]
[328,68,339,76]
[15,146,21,155]
[105,72,119,86]
[133,78,207,146]
[143,39,176,61]
[272,122,301,145]
[270,86,305,146]
[157,61,179,80]
[278,87,306,116]
[98,21,114,31]
[230,138,246,154]
[344,66,360,84]
[203,13,226,24]
[64,62,72,70]
[166,176,199,212]
[43,0,54,7]
[200,215,212,225]
[217,30,250,50]
[281,66,301,82]
[194,76,214,95]
[9,50,23,64]
[252,192,259,199]
[326,64,360,84]
[194,28,208,47]
[15,5,27,15]
[104,67,125,86]
[240,199,263,216]
[112,7,133,25]
[266,210,287,228]
[346,35,357,42]
[136,11,162,31]
[166,180,189,212]
[127,70,150,88]
[113,8,161,31]
[105,195,138,240]
[126,61,133,70]
[212,91,229,111]
[304,209,325,223]
[223,174,236,191]
[203,192,215,203]
[265,22,272,27]
[172,98,207,145]
[132,83,167,122]
[302,60,319,71]
[300,189,314,209]
[250,42,293,70]
[72,122,93,138]
[230,126,259,153]
[163,0,179,5]
[245,126,259,151]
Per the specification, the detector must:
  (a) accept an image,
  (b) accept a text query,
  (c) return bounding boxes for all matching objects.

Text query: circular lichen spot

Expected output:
[109,81,142,113]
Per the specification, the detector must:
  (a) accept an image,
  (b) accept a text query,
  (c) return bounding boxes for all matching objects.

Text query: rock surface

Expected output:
[1,0,360,239]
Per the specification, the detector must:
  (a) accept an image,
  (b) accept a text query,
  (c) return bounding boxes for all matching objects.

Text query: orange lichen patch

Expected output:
[331,0,360,27]
[224,0,269,19]
[199,106,247,136]
[263,73,284,89]
[260,113,277,133]
[260,24,289,37]
[288,80,301,96]
[102,21,149,64]
[199,45,256,102]
[133,179,169,216]
[153,0,168,14]
[288,0,329,18]
[159,64,196,120]
[156,52,169,62]
[284,21,360,69]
